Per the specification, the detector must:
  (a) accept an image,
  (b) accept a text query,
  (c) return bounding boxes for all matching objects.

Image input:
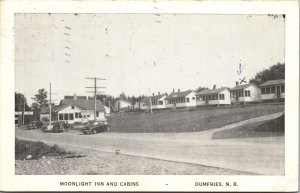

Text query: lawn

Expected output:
[212,114,284,139]
[107,104,284,133]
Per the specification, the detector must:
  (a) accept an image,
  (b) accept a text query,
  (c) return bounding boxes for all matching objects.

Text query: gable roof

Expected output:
[196,88,228,95]
[230,84,254,91]
[115,99,133,105]
[259,79,285,87]
[59,99,105,111]
[142,94,166,104]
[165,90,194,100]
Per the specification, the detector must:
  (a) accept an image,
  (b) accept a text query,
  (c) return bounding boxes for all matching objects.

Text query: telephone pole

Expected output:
[85,77,106,121]
[49,83,52,123]
[48,83,57,123]
[149,88,153,114]
[22,94,25,125]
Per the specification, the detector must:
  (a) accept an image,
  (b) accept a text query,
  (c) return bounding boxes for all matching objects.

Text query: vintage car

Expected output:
[73,121,89,130]
[81,121,110,134]
[27,121,43,130]
[43,121,68,133]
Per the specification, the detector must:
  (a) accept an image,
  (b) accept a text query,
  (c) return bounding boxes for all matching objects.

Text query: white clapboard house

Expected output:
[259,79,285,102]
[196,87,231,106]
[40,95,106,124]
[230,83,261,104]
[140,93,167,110]
[112,99,133,112]
[165,89,196,108]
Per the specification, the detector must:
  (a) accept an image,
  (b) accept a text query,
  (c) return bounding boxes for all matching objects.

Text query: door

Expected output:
[276,86,281,98]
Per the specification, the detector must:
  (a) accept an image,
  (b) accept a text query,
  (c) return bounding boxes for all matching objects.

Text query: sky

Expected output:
[15,14,285,105]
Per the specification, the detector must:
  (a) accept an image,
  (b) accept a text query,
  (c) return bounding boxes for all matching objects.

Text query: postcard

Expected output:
[0,0,299,192]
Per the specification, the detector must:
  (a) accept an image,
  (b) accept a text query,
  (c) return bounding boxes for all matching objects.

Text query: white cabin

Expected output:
[230,83,261,104]
[259,79,285,102]
[196,88,231,106]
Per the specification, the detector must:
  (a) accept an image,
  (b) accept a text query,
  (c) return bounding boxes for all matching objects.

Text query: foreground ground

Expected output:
[16,111,284,175]
[15,145,253,175]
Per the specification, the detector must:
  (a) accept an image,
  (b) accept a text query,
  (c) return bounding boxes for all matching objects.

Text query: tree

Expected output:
[196,86,208,92]
[15,92,30,111]
[250,63,285,85]
[31,88,48,121]
[31,88,48,108]
[119,92,126,100]
[15,92,31,124]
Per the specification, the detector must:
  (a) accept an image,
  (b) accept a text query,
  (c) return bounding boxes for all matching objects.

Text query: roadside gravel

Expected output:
[15,147,254,175]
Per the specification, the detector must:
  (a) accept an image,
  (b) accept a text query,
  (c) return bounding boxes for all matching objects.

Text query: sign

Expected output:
[15,111,33,115]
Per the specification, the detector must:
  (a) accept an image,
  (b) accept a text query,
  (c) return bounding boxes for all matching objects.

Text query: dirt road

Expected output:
[16,112,284,175]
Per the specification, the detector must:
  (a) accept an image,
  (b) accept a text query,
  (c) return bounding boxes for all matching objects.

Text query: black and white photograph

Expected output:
[0,0,299,192]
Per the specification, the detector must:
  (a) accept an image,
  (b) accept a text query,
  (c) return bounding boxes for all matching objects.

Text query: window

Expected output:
[96,111,99,117]
[281,85,285,93]
[79,112,82,118]
[245,90,251,97]
[271,86,275,93]
[192,97,195,100]
[186,98,190,103]
[159,101,163,105]
[261,88,266,94]
[75,112,79,118]
[64,114,68,120]
[266,87,271,94]
[69,114,74,120]
[59,114,63,120]
[71,106,74,109]
[216,94,218,100]
[239,90,244,97]
[219,94,225,100]
[87,115,90,118]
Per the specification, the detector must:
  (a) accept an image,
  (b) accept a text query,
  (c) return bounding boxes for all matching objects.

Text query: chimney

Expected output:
[213,85,216,90]
[158,92,160,95]
[74,93,77,100]
[178,89,180,92]
[173,88,175,93]
[236,81,239,86]
[165,92,168,96]
[152,93,155,96]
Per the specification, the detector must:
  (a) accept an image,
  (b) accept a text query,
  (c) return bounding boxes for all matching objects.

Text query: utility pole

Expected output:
[48,83,57,123]
[49,83,52,124]
[85,77,106,121]
[22,95,25,125]
[149,88,153,114]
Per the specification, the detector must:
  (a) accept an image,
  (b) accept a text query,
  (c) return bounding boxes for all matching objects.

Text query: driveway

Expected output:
[16,112,284,175]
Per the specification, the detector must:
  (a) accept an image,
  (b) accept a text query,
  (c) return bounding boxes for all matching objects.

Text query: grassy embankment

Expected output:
[212,114,284,139]
[15,138,69,160]
[108,104,284,133]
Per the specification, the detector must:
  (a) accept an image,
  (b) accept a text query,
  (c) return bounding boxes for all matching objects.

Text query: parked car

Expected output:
[43,121,68,133]
[81,121,110,134]
[27,121,43,130]
[73,121,89,130]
